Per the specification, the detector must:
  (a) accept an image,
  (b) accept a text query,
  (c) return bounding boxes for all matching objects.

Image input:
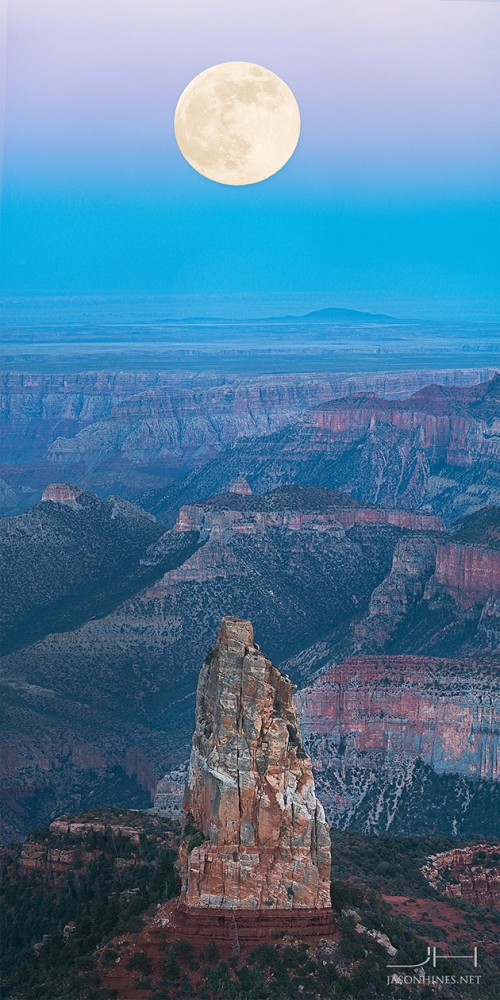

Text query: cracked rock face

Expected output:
[180,616,332,909]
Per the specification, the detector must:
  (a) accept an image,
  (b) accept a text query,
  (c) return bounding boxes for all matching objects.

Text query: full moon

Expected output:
[174,62,300,186]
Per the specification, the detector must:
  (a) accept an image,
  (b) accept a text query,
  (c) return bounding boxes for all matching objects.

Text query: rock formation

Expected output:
[423,846,500,910]
[144,374,500,526]
[1,368,493,515]
[296,653,500,834]
[175,492,443,537]
[179,617,332,910]
[41,483,84,503]
[432,542,500,607]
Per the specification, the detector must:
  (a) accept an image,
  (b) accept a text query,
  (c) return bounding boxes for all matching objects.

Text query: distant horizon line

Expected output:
[1,297,499,328]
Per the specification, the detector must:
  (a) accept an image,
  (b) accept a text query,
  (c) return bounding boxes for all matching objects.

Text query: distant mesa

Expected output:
[168,306,396,324]
[173,484,445,535]
[41,483,84,503]
[268,306,396,323]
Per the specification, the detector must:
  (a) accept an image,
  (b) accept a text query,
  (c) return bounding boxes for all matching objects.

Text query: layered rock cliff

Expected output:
[423,846,500,909]
[143,375,500,527]
[297,655,500,781]
[429,506,500,611]
[432,543,500,608]
[1,367,489,463]
[1,368,493,514]
[180,617,331,909]
[295,653,500,835]
[175,488,443,537]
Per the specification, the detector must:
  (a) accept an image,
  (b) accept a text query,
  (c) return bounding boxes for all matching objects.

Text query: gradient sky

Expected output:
[1,0,499,320]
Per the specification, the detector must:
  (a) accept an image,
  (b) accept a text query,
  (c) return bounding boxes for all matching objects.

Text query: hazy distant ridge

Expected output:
[268,307,396,323]
[171,307,396,324]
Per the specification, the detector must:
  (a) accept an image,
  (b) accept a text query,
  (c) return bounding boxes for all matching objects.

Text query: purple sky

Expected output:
[2,0,499,319]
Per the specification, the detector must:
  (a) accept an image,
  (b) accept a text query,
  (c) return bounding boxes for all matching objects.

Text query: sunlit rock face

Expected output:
[41,483,84,504]
[180,617,332,909]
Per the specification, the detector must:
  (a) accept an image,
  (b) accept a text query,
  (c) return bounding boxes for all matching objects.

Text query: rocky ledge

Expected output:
[179,617,332,911]
[423,845,500,910]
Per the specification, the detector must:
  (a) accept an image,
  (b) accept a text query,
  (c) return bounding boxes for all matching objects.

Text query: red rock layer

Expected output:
[175,504,443,536]
[297,655,500,781]
[433,543,500,607]
[170,901,336,950]
[423,846,500,910]
[447,875,500,909]
[180,617,332,910]
[306,382,500,470]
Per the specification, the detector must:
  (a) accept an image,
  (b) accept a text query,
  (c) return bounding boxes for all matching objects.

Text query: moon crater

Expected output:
[174,62,300,185]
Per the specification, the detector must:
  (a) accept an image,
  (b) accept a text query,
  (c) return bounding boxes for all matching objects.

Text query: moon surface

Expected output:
[174,62,300,186]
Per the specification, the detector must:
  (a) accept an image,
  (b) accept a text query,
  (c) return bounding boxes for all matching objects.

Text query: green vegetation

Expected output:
[450,506,500,549]
[330,826,500,896]
[327,828,500,999]
[125,951,153,975]
[163,944,181,983]
[0,812,179,999]
[2,816,500,999]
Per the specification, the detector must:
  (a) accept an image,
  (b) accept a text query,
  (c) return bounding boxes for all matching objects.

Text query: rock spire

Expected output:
[180,616,332,909]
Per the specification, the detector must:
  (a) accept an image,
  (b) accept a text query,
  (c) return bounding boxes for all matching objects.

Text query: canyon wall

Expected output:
[0,371,228,463]
[2,368,491,462]
[433,544,500,607]
[307,395,500,469]
[296,654,500,833]
[143,375,500,526]
[175,504,443,536]
[1,368,495,514]
[297,655,500,782]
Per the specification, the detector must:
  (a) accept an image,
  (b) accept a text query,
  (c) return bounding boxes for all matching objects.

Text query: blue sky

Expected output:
[1,0,499,320]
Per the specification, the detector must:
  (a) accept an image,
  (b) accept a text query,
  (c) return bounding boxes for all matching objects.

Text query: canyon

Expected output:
[2,473,500,841]
[1,483,406,841]
[143,374,500,526]
[1,373,499,843]
[0,368,495,515]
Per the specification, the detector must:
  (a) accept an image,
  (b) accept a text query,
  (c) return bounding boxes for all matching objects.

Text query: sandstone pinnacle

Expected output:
[180,616,332,909]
